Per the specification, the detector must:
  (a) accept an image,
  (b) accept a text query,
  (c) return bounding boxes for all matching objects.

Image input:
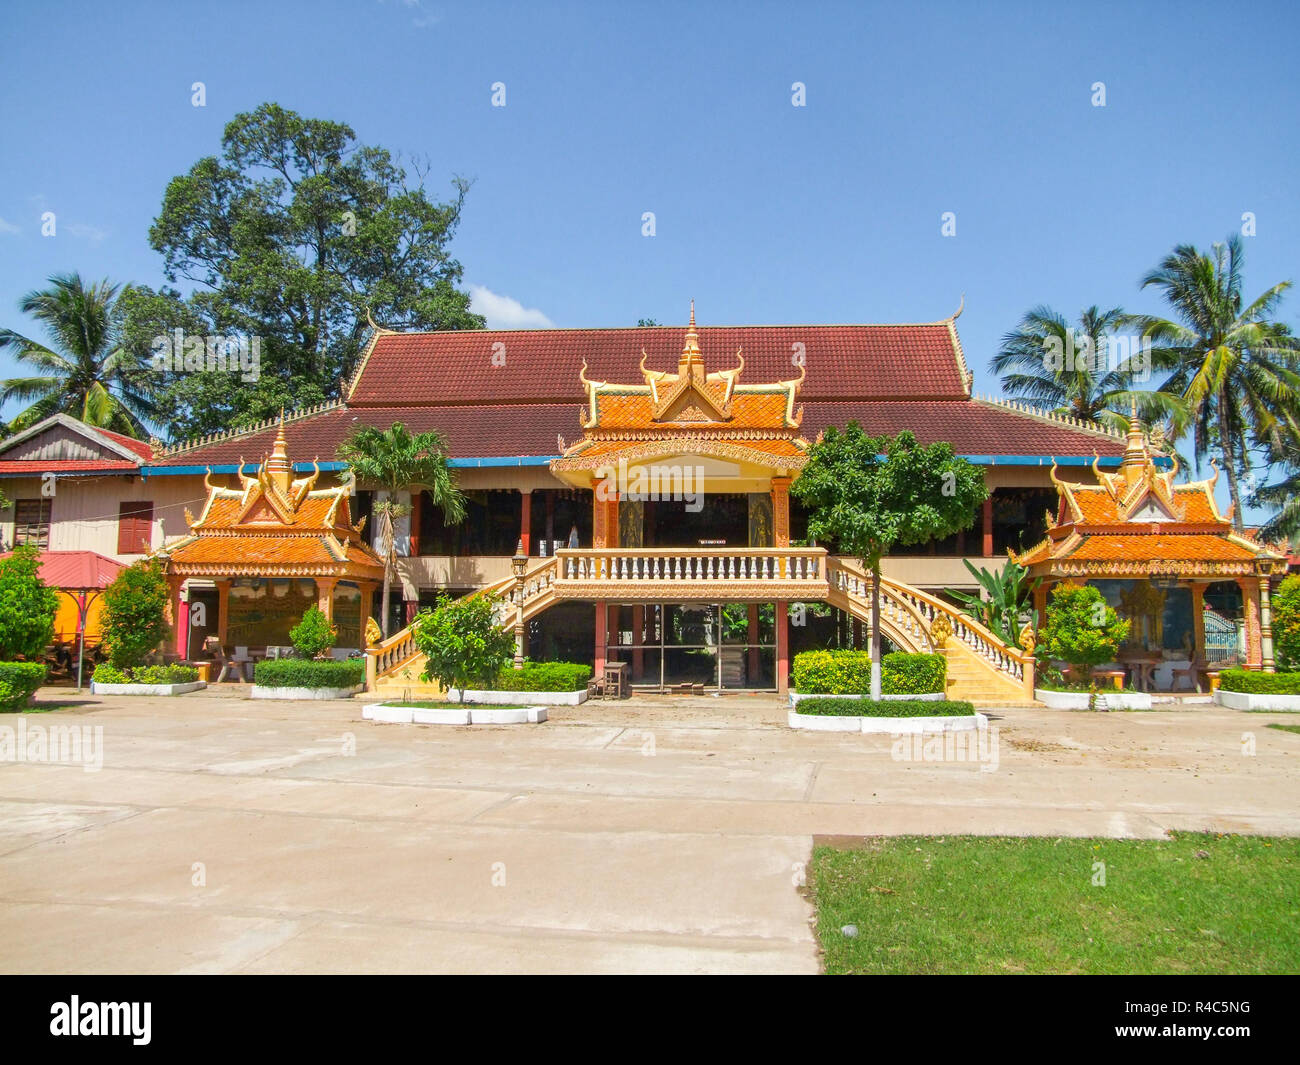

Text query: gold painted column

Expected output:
[1238,577,1262,669]
[316,577,339,623]
[1188,582,1207,664]
[770,477,792,548]
[215,579,232,645]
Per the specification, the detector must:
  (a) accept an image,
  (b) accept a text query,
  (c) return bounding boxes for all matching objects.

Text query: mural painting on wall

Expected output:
[619,498,644,549]
[748,493,772,548]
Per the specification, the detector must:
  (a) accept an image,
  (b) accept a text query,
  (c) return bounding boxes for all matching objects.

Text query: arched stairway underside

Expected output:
[366,550,1035,702]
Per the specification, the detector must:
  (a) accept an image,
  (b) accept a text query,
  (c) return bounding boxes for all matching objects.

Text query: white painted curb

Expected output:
[1035,688,1153,710]
[789,691,943,707]
[363,703,547,725]
[1214,689,1300,711]
[449,688,587,705]
[249,684,364,700]
[91,681,206,696]
[788,709,988,733]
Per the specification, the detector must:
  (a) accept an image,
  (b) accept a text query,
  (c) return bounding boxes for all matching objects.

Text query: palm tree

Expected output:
[337,422,466,635]
[0,273,157,436]
[1134,235,1300,532]
[990,305,1160,431]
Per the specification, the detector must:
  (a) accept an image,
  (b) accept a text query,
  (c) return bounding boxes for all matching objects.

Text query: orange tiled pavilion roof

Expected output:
[1012,411,1283,580]
[161,414,385,581]
[550,303,811,479]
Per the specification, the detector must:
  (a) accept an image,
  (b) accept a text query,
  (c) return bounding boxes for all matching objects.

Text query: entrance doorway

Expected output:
[604,602,776,690]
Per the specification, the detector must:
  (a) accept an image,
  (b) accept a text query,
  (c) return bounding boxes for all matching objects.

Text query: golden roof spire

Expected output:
[680,299,702,379]
[264,407,293,496]
[1121,397,1151,489]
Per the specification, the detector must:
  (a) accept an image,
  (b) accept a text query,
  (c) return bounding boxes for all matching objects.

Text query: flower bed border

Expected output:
[91,681,206,696]
[1214,690,1300,711]
[448,688,587,706]
[789,691,943,707]
[362,703,548,725]
[1035,688,1152,710]
[788,709,988,733]
[250,684,364,701]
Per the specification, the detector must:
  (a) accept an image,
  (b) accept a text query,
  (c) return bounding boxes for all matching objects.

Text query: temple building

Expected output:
[9,301,1267,695]
[1015,412,1284,686]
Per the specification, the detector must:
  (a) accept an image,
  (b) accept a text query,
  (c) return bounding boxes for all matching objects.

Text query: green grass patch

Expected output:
[1267,723,1300,736]
[795,697,975,718]
[810,834,1300,974]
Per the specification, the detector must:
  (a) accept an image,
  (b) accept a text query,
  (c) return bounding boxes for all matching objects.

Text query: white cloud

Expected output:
[469,285,555,330]
[66,222,108,244]
[0,217,19,235]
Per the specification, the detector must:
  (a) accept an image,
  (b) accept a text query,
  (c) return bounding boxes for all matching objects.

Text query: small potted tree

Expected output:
[250,605,365,699]
[92,559,204,694]
[1036,583,1138,709]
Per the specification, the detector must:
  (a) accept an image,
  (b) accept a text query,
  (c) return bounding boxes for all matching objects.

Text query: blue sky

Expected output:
[1,0,1297,501]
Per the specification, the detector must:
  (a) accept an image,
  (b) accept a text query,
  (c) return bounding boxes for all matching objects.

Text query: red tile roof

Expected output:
[96,428,153,461]
[0,459,141,474]
[347,324,971,406]
[151,396,1127,467]
[0,550,125,589]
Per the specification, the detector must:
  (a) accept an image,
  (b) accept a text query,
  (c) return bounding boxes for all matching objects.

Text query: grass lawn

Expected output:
[810,833,1299,974]
[1267,723,1300,736]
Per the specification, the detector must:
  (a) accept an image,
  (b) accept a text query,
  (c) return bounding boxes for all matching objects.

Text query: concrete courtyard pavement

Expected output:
[1,687,1297,974]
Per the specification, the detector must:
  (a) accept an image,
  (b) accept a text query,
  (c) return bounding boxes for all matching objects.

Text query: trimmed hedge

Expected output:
[882,652,946,695]
[490,661,592,692]
[0,661,47,712]
[253,658,365,689]
[795,697,975,718]
[92,663,199,685]
[792,649,946,695]
[1218,669,1300,695]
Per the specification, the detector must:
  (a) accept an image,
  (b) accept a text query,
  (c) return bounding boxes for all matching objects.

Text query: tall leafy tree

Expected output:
[990,305,1164,430]
[337,423,466,636]
[1134,235,1300,531]
[133,102,484,441]
[0,273,157,436]
[791,427,987,699]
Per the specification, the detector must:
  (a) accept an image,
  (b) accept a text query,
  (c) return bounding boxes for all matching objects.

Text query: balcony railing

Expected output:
[553,547,829,597]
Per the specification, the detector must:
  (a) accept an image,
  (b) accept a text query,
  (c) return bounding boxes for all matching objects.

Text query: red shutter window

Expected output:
[117,501,154,555]
[14,498,52,548]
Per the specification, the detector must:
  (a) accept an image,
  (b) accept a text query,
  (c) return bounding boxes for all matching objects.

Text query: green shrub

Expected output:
[1218,669,1300,695]
[792,650,871,694]
[792,650,945,694]
[253,658,364,689]
[92,662,199,685]
[795,697,976,717]
[413,593,515,694]
[290,605,337,659]
[490,660,592,692]
[91,663,129,684]
[1042,582,1130,674]
[1272,576,1300,671]
[0,546,59,660]
[0,661,47,711]
[881,652,946,694]
[101,558,171,669]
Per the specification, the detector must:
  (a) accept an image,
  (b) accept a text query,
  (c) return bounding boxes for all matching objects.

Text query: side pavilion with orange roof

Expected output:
[1014,415,1284,678]
[157,416,384,656]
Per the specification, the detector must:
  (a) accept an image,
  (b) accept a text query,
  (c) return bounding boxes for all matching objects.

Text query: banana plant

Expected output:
[945,558,1041,648]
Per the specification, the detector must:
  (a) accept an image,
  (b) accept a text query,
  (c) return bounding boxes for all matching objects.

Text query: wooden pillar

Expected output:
[770,477,791,548]
[316,577,338,622]
[1189,582,1207,664]
[594,601,608,679]
[519,488,532,556]
[215,579,232,645]
[1260,573,1275,672]
[982,496,994,557]
[409,490,421,556]
[775,601,790,694]
[1239,577,1262,668]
